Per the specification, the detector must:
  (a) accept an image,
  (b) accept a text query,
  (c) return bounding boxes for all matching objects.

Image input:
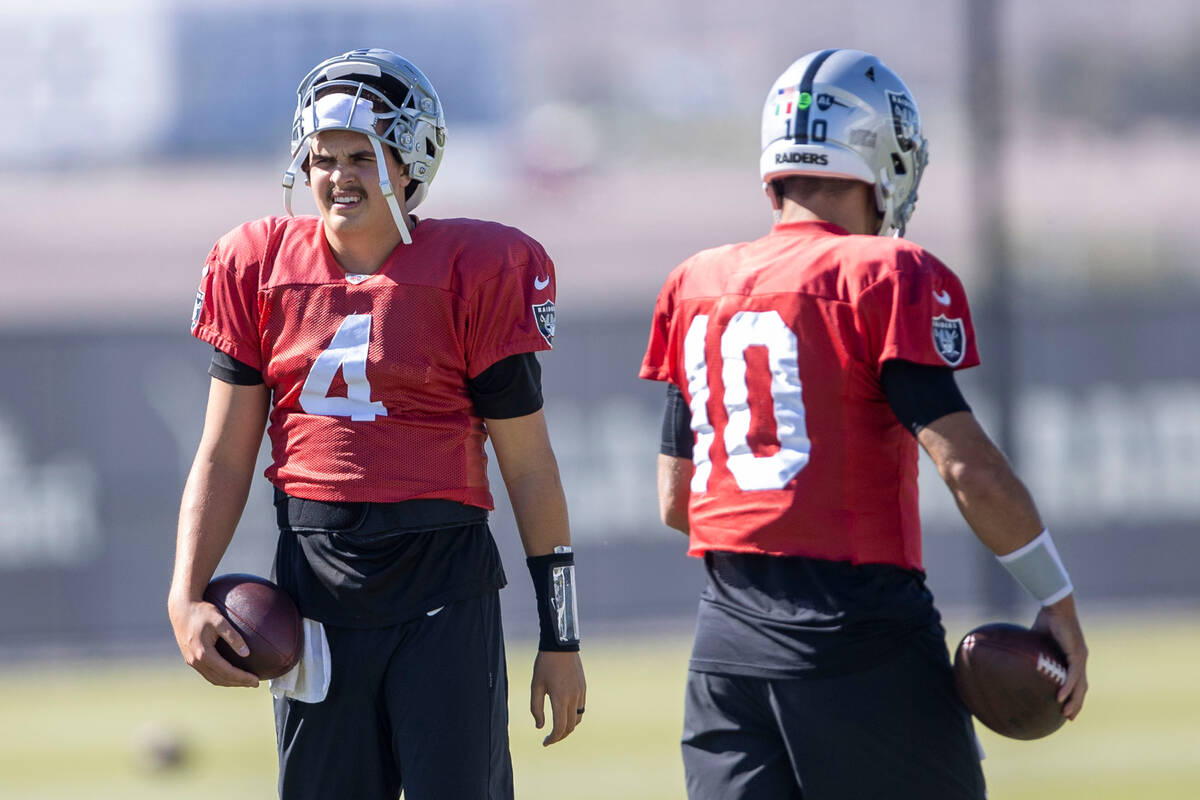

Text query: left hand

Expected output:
[530,650,587,746]
[1032,595,1088,720]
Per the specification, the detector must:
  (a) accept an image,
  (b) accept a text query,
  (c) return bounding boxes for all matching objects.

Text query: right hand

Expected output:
[168,597,260,688]
[1032,594,1088,721]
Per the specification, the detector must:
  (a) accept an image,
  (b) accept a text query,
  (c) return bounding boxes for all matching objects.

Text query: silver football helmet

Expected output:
[283,48,447,244]
[760,49,928,236]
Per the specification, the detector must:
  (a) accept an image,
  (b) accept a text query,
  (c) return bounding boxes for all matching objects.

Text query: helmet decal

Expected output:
[791,48,839,146]
[886,90,919,152]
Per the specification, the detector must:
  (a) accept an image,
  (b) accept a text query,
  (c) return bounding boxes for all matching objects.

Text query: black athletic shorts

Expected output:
[274,591,512,800]
[681,625,985,800]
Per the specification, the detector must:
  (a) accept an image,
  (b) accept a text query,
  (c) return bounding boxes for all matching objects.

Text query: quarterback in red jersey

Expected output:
[170,49,584,800]
[641,49,1087,800]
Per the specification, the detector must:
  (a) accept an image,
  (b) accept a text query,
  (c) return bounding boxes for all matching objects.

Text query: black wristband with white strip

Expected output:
[527,546,581,652]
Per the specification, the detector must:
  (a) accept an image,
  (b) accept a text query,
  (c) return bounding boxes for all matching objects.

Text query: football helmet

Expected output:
[283,48,447,244]
[760,49,928,236]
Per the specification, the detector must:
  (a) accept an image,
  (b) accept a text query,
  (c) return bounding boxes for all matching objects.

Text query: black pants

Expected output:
[681,630,986,800]
[274,592,513,800]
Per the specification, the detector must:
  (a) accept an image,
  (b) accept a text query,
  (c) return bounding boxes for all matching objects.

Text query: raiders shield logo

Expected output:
[191,288,204,330]
[532,300,556,346]
[932,315,965,366]
[191,264,209,331]
[886,89,919,152]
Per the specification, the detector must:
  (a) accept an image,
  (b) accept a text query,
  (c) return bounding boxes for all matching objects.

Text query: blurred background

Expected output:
[0,0,1197,797]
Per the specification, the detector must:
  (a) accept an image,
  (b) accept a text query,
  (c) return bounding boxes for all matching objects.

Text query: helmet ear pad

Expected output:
[404,182,428,212]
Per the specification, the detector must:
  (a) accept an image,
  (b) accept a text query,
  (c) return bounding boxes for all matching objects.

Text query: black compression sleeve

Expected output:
[469,352,544,419]
[880,359,971,436]
[209,347,264,385]
[660,383,694,458]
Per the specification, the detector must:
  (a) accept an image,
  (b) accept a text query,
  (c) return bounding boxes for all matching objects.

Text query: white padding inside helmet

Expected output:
[301,93,379,138]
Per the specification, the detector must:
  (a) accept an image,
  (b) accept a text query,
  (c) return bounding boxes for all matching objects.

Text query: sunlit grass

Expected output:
[0,613,1196,799]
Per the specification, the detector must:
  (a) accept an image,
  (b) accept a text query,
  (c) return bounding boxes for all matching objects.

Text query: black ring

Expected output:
[576,707,585,715]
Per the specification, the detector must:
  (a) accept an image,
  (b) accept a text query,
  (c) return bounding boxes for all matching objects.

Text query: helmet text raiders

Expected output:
[283,48,448,244]
[760,49,929,237]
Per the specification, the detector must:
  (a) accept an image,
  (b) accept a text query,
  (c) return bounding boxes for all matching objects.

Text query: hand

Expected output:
[168,596,260,688]
[530,650,586,746]
[1032,594,1088,720]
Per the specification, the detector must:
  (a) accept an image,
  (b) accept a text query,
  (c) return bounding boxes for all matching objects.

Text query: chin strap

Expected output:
[282,141,310,218]
[369,137,411,245]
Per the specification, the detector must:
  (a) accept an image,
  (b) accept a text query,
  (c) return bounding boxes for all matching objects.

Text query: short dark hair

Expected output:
[773,174,863,201]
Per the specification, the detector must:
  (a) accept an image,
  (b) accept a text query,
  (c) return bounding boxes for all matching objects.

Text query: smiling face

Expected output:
[307,129,411,245]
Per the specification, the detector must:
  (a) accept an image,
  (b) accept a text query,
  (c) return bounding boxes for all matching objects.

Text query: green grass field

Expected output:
[1,613,1197,799]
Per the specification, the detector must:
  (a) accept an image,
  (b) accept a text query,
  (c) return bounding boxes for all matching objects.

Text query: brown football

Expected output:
[203,573,303,680]
[954,622,1069,740]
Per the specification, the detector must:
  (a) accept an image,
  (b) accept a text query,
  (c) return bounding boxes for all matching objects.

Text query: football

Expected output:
[203,573,304,680]
[953,622,1069,740]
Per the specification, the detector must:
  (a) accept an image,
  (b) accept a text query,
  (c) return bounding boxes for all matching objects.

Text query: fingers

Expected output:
[542,675,587,746]
[1033,603,1088,720]
[531,651,587,746]
[1060,668,1087,720]
[174,601,259,688]
[215,616,251,657]
[197,644,261,688]
[1058,645,1088,719]
[530,679,547,730]
[542,690,576,746]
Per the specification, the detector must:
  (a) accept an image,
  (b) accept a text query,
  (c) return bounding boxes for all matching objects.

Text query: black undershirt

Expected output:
[660,359,970,678]
[208,348,544,627]
[210,347,544,419]
[660,359,970,459]
[879,359,972,435]
[209,349,265,385]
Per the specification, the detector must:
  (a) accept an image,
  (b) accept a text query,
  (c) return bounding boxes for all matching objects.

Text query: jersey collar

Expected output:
[770,219,851,237]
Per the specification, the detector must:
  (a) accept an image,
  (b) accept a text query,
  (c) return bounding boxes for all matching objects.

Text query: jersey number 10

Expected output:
[684,310,810,493]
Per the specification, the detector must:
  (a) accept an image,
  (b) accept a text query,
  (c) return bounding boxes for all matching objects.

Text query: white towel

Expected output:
[269,618,332,704]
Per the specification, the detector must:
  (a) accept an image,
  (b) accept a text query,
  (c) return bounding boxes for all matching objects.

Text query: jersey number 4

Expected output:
[684,310,810,492]
[299,314,386,421]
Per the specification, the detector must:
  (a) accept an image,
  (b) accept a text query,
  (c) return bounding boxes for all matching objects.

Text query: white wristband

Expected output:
[996,528,1074,606]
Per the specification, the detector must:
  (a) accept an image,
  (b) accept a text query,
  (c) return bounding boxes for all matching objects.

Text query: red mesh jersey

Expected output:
[640,220,979,570]
[192,215,556,504]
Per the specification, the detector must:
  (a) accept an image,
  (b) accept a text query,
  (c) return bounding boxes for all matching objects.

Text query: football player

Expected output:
[640,49,1087,799]
[168,48,586,800]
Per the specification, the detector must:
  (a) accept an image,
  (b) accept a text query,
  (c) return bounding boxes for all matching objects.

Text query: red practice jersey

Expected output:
[640,220,979,570]
[191,215,556,505]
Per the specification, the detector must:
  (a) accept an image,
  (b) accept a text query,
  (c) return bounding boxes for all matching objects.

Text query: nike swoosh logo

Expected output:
[534,275,550,291]
[933,289,951,305]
